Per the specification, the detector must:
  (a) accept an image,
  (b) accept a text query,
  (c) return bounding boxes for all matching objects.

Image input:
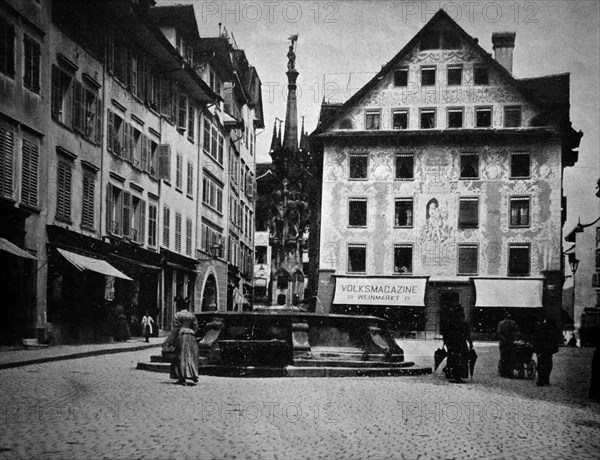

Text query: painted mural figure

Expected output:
[423,198,450,243]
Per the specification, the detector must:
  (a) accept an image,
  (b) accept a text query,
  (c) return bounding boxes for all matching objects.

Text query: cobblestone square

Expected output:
[1,342,598,459]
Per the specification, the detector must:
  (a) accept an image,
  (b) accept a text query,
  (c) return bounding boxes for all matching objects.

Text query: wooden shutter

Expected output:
[157,144,171,181]
[186,217,192,256]
[72,80,84,132]
[175,212,182,253]
[21,138,39,207]
[177,94,187,130]
[0,126,15,199]
[107,110,114,152]
[176,154,183,189]
[82,173,95,228]
[56,162,72,220]
[106,183,113,233]
[122,191,131,238]
[141,134,148,172]
[95,98,103,145]
[187,161,193,196]
[162,206,170,248]
[139,200,146,245]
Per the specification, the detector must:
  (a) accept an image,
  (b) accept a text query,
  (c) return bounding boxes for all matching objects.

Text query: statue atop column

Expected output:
[287,34,298,71]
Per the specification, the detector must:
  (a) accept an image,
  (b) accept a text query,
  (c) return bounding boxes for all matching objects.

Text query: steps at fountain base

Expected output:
[136,360,431,377]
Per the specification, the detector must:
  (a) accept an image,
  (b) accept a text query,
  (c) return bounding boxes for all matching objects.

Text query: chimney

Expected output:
[492,32,516,74]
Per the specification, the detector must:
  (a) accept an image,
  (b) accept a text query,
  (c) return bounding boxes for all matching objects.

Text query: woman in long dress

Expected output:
[170,308,199,386]
[441,306,473,383]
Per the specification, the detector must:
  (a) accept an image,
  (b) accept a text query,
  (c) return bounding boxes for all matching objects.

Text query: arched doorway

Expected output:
[201,275,218,311]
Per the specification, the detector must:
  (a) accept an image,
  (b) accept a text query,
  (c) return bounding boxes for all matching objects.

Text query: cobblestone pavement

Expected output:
[0,341,598,460]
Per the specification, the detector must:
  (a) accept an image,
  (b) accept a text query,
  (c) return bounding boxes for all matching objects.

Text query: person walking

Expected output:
[441,306,473,383]
[141,312,154,343]
[170,306,199,386]
[497,311,519,377]
[533,314,561,387]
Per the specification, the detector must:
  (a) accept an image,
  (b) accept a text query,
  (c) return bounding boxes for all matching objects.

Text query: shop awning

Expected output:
[333,276,427,307]
[57,248,132,280]
[0,238,37,260]
[474,278,543,308]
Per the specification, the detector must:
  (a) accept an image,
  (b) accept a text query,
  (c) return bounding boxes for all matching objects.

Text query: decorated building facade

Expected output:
[311,10,582,336]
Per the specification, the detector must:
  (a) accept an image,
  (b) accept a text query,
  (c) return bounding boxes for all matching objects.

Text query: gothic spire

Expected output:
[283,36,299,151]
[270,119,279,154]
[299,116,310,153]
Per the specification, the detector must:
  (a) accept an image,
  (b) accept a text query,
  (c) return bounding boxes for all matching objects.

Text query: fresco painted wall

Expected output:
[319,138,563,279]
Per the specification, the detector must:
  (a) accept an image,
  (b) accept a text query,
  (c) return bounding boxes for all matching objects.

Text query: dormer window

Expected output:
[394,68,408,87]
[474,65,489,85]
[421,66,436,86]
[447,65,462,85]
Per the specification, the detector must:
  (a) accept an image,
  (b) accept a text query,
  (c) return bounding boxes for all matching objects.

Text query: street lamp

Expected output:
[197,243,223,262]
[568,253,580,275]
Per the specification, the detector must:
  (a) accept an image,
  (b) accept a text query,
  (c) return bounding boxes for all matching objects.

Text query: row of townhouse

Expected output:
[0,0,263,345]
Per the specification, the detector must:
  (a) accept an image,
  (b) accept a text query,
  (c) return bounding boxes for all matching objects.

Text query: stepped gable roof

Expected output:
[312,9,566,136]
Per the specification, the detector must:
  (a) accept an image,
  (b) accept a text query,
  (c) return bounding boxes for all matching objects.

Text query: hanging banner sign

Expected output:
[333,277,427,306]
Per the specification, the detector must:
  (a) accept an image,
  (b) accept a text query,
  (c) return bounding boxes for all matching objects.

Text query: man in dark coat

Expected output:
[533,315,561,386]
[497,311,519,377]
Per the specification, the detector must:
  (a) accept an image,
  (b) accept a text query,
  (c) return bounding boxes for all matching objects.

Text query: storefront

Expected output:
[160,248,197,330]
[471,277,544,337]
[0,237,37,345]
[330,276,428,332]
[47,225,162,343]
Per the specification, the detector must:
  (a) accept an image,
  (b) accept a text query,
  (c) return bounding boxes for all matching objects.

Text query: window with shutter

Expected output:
[186,217,192,256]
[162,206,170,248]
[123,122,132,162]
[82,172,95,229]
[122,191,132,238]
[141,134,149,172]
[56,161,72,221]
[178,94,187,131]
[0,126,15,199]
[187,102,195,141]
[203,119,211,153]
[106,183,113,233]
[148,202,157,247]
[133,128,142,168]
[21,138,39,207]
[72,81,84,132]
[187,161,193,196]
[139,200,146,245]
[95,97,102,144]
[175,213,182,253]
[107,110,115,152]
[176,154,183,190]
[158,144,172,181]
